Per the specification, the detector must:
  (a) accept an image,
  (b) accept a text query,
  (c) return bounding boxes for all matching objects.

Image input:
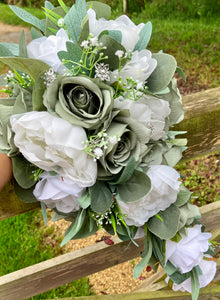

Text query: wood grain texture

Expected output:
[0,202,219,300]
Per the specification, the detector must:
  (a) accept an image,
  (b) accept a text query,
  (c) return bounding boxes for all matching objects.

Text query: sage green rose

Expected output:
[0,85,32,156]
[43,75,114,130]
[98,112,151,178]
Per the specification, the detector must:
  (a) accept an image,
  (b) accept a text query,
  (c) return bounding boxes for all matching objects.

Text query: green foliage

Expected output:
[0,210,93,299]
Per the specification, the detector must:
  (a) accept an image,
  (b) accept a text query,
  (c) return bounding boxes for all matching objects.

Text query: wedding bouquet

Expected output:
[0,0,216,298]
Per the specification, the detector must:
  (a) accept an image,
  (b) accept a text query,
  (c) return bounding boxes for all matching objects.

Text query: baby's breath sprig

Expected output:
[90,201,127,233]
[83,130,120,161]
[3,69,33,90]
[63,34,108,78]
[31,168,44,182]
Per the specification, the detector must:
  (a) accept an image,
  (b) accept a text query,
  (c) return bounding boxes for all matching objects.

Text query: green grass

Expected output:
[0,210,93,299]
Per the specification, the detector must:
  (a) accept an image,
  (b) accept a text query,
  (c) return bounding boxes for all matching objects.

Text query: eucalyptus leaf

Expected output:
[164,146,183,167]
[19,29,28,58]
[12,155,37,189]
[175,186,192,207]
[13,180,38,203]
[147,53,177,93]
[31,27,43,40]
[98,34,126,70]
[64,0,87,43]
[133,235,152,279]
[71,214,98,239]
[89,181,113,214]
[0,45,13,57]
[0,43,18,56]
[134,21,152,51]
[61,209,86,246]
[148,205,180,240]
[0,57,50,80]
[87,1,111,19]
[117,170,151,203]
[9,5,46,33]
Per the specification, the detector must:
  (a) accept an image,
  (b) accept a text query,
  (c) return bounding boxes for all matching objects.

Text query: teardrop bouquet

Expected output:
[0,1,216,298]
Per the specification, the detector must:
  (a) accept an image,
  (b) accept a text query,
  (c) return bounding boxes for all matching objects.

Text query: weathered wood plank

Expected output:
[0,202,219,300]
[175,87,220,159]
[45,285,220,300]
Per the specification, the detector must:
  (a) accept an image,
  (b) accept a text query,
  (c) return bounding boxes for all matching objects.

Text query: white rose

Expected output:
[114,95,171,141]
[10,111,97,187]
[117,165,180,226]
[34,172,84,213]
[88,9,144,51]
[27,28,69,73]
[166,256,217,292]
[165,224,212,274]
[110,50,157,84]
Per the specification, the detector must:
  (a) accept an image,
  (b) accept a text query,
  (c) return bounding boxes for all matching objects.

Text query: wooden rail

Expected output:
[0,87,220,300]
[0,201,219,300]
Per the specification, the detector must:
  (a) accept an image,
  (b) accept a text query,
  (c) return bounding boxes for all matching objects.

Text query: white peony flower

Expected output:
[10,111,97,187]
[110,50,157,84]
[88,9,144,51]
[33,172,84,213]
[165,224,212,274]
[117,165,181,226]
[27,28,69,73]
[166,256,217,292]
[114,95,171,141]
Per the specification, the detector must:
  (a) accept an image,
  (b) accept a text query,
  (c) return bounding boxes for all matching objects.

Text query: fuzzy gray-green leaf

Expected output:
[147,53,177,93]
[117,170,151,203]
[89,181,113,214]
[134,21,152,51]
[57,42,83,70]
[9,5,45,33]
[19,29,28,58]
[12,155,36,189]
[0,57,50,80]
[0,43,18,56]
[87,1,111,19]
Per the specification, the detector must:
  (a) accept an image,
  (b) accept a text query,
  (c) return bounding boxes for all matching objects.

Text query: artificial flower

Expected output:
[166,256,217,292]
[43,75,114,130]
[88,9,144,51]
[165,224,212,273]
[114,95,171,141]
[117,165,181,226]
[33,172,84,214]
[10,111,97,187]
[98,113,150,177]
[27,28,69,73]
[110,50,157,85]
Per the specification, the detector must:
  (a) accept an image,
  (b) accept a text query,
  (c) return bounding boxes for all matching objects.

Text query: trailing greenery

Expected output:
[0,210,93,299]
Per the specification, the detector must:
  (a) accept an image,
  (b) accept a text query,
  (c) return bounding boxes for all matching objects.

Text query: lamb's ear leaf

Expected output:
[0,57,50,80]
[9,5,46,33]
[19,29,28,58]
[134,21,152,51]
[86,1,111,19]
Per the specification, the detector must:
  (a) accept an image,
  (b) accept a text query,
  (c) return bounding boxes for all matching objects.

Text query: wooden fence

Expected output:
[0,87,220,300]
